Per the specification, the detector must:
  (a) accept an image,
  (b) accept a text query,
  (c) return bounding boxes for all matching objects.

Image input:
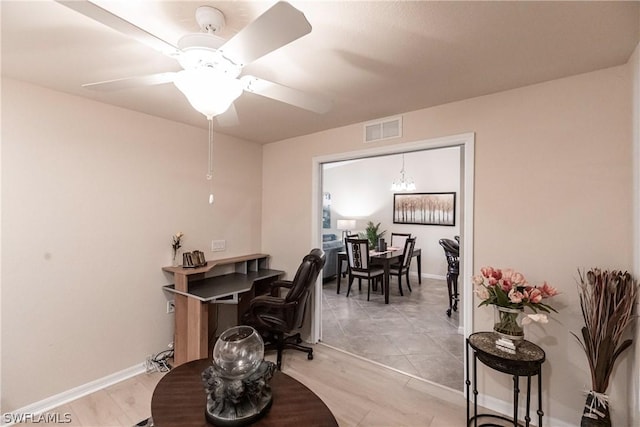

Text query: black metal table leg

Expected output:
[473,353,478,427]
[513,375,519,427]
[466,339,471,424]
[524,375,532,427]
[537,366,544,427]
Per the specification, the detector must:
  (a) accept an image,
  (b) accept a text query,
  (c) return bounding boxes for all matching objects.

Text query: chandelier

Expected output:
[390,153,416,192]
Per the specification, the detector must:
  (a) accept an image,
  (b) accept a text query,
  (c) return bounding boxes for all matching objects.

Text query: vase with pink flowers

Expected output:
[473,266,559,346]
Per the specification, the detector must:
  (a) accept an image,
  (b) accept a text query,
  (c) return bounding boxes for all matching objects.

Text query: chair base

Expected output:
[263,332,313,370]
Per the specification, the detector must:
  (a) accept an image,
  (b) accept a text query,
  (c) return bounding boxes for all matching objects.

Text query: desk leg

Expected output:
[336,256,341,294]
[174,295,209,366]
[384,260,390,304]
[417,253,422,284]
[174,294,188,365]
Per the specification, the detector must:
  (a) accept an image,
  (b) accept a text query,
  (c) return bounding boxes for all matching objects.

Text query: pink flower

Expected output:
[474,285,489,300]
[512,272,525,284]
[480,267,494,278]
[488,277,498,286]
[540,282,559,297]
[501,279,512,292]
[491,269,503,280]
[472,275,484,286]
[508,288,525,303]
[502,268,514,281]
[528,288,543,304]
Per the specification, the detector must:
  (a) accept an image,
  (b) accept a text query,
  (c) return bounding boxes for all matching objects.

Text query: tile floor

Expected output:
[320,274,464,390]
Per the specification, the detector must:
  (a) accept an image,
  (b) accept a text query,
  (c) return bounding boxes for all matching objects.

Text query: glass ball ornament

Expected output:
[212,326,264,379]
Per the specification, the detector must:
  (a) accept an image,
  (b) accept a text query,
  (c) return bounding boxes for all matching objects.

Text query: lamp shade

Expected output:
[174,68,243,119]
[336,219,356,230]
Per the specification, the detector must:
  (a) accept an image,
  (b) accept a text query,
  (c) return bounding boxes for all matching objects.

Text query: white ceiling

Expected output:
[2,1,639,144]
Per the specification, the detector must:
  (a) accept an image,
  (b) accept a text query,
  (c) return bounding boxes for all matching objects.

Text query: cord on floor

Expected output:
[145,349,174,373]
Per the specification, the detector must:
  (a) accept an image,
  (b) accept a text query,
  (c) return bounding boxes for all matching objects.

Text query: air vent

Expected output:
[364,116,402,143]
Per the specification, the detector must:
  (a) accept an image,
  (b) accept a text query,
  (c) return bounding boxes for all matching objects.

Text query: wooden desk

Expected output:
[336,249,421,303]
[151,358,338,427]
[162,254,284,366]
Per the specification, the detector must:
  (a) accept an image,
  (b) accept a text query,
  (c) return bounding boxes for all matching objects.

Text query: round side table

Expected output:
[466,332,545,427]
[151,359,338,427]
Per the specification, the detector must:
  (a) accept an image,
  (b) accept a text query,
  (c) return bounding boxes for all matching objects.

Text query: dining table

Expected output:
[336,246,422,303]
[369,247,421,304]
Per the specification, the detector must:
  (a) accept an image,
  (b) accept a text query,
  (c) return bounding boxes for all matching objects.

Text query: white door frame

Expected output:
[310,132,475,344]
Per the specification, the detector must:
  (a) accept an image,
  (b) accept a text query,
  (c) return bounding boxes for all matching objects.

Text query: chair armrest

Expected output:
[247,296,299,331]
[249,295,297,312]
[267,280,294,297]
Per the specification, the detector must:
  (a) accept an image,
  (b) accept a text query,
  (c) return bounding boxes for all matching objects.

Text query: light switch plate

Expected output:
[211,239,226,251]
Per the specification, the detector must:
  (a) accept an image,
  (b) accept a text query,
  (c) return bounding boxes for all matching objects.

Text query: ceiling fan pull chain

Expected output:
[208,118,214,204]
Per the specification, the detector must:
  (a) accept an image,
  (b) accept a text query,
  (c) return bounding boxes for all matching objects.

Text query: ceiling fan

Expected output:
[55,1,332,122]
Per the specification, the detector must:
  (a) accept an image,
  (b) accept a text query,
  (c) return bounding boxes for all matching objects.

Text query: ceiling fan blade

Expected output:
[55,1,178,56]
[216,103,240,127]
[82,72,177,91]
[241,76,332,114]
[220,1,311,66]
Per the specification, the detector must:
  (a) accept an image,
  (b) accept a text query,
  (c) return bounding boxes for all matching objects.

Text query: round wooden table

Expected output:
[151,359,338,427]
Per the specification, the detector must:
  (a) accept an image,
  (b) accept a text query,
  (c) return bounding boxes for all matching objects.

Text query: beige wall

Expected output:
[262,65,633,425]
[0,79,263,411]
[631,40,640,426]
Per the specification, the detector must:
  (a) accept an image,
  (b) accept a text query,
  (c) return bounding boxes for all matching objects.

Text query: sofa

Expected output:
[322,234,344,281]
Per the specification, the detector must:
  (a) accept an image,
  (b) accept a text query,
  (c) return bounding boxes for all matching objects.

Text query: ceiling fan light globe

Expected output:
[174,69,243,119]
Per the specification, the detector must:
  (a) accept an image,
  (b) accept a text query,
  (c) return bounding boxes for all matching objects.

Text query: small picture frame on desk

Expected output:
[183,250,207,268]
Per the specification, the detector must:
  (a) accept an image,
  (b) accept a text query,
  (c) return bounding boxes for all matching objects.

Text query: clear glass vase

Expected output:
[212,326,264,380]
[493,306,524,341]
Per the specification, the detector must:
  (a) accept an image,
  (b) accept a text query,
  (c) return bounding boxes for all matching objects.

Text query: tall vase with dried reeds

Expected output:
[572,269,638,427]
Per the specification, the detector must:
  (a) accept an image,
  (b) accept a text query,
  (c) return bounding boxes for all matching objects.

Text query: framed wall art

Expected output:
[393,192,456,226]
[322,192,331,228]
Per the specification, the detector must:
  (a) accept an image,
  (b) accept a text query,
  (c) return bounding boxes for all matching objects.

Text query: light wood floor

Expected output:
[19,344,471,426]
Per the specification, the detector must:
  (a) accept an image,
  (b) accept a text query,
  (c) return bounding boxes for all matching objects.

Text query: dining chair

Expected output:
[389,237,416,296]
[390,232,411,250]
[345,238,384,301]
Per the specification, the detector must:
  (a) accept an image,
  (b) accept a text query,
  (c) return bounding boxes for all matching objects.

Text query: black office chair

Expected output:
[389,237,416,296]
[242,248,326,370]
[438,238,459,317]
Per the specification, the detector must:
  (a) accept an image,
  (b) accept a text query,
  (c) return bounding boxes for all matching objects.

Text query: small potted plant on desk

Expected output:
[573,268,638,427]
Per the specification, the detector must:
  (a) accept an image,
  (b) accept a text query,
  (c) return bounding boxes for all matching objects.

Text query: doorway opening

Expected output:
[310,132,475,391]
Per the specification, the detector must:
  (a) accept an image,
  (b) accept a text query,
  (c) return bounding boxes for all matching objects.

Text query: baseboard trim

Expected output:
[476,393,574,427]
[421,273,447,280]
[1,362,146,426]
